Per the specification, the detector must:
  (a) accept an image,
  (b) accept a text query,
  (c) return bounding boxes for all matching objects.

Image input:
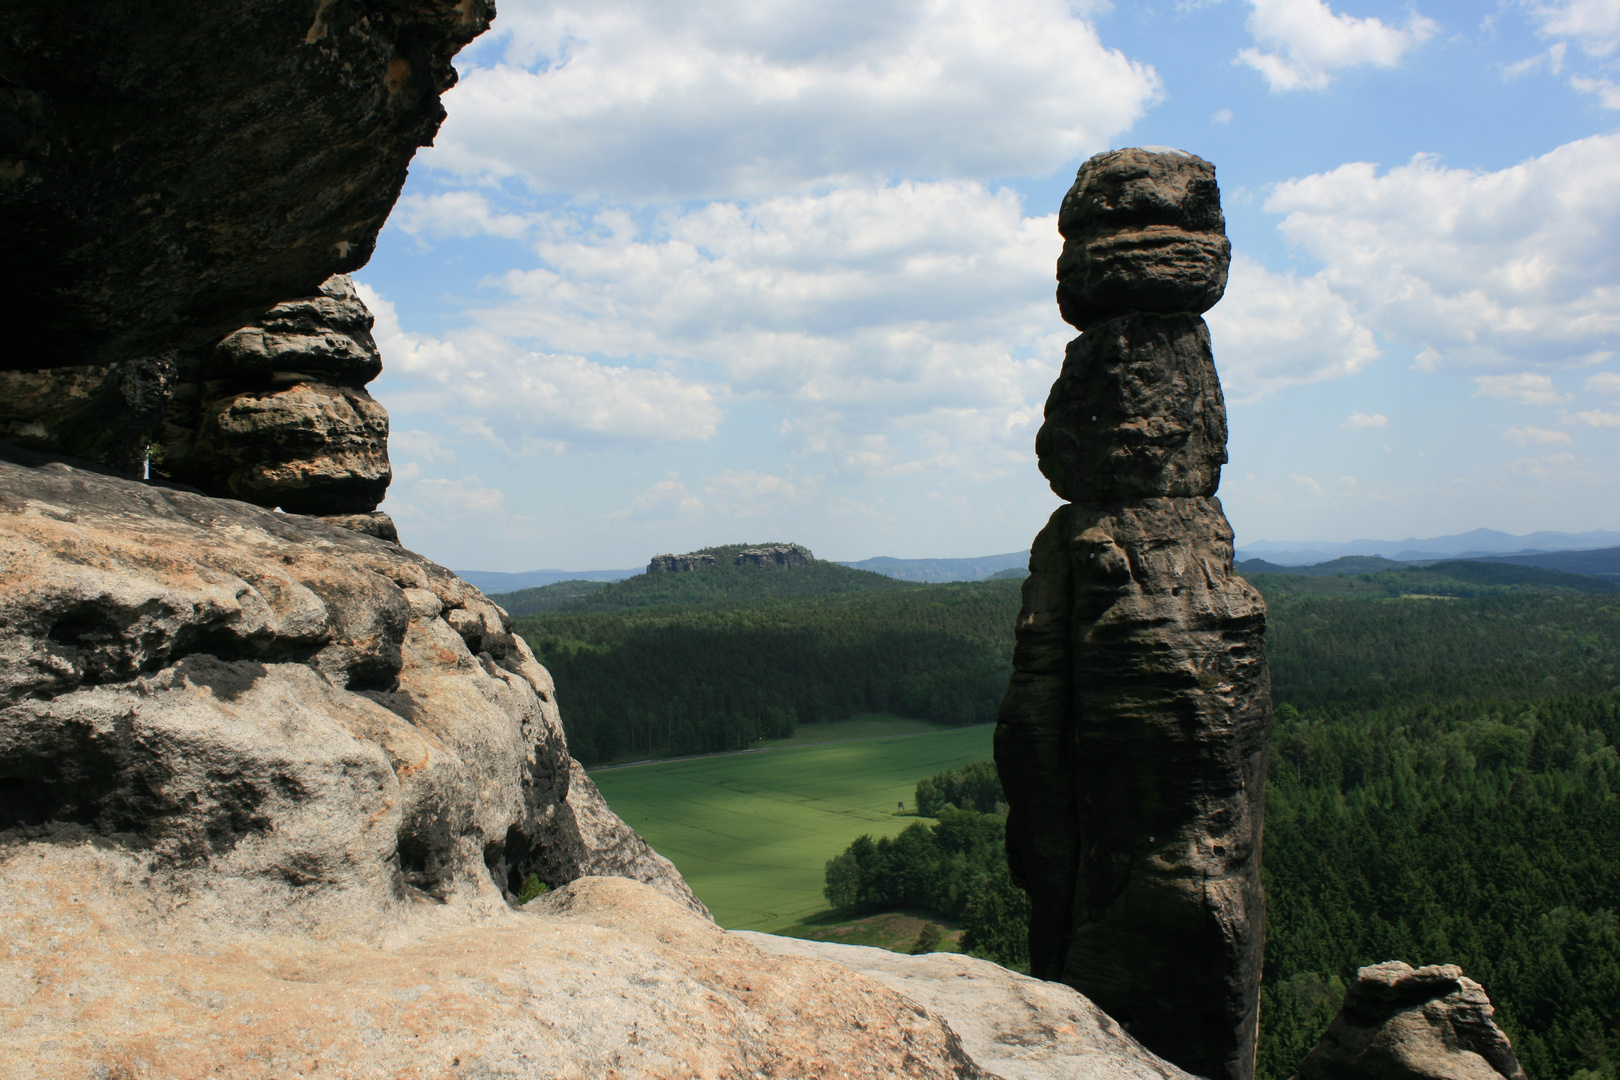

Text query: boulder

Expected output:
[997,147,1270,1080]
[0,0,493,373]
[1055,148,1230,331]
[0,442,705,928]
[1295,962,1528,1080]
[155,274,393,513]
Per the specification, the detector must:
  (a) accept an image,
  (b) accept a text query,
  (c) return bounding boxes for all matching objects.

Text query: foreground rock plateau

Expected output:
[2,868,1201,1080]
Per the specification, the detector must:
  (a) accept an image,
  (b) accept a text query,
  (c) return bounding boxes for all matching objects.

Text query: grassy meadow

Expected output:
[590,717,993,930]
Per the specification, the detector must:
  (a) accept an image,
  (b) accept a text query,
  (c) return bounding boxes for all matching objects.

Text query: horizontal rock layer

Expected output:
[1056,148,1230,330]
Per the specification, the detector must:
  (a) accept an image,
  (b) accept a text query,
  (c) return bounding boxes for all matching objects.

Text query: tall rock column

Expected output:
[995,147,1271,1080]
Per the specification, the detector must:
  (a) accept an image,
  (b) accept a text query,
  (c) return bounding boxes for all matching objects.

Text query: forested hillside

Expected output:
[815,588,1620,1080]
[510,552,1018,763]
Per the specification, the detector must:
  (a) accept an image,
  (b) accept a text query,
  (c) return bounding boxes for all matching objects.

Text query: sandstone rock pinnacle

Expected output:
[996,147,1271,1080]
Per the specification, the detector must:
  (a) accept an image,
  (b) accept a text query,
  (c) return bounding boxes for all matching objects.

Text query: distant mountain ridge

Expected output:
[835,551,1029,582]
[1236,527,1620,566]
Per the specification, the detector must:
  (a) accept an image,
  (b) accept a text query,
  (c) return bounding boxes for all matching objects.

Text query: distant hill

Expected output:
[1236,527,1620,566]
[495,542,914,616]
[455,567,639,593]
[1471,546,1620,583]
[838,551,1028,582]
[1235,555,1407,578]
[1246,558,1620,598]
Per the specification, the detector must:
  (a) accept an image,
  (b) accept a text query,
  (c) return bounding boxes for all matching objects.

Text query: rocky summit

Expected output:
[997,147,1271,1080]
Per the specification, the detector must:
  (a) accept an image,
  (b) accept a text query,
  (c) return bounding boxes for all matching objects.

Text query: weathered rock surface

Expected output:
[0,0,493,373]
[1,870,987,1079]
[1036,314,1228,502]
[0,442,704,928]
[1055,148,1230,332]
[997,147,1270,1080]
[1296,962,1528,1080]
[155,274,392,513]
[0,355,178,475]
[743,933,1200,1080]
[736,543,814,568]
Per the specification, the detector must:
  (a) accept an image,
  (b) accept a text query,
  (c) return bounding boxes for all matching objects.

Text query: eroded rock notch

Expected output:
[995,147,1271,1080]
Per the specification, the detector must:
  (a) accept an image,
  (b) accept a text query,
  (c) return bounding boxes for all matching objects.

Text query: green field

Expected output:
[591,720,994,929]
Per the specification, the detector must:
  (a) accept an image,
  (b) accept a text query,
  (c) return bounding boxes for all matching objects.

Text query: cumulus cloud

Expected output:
[425,0,1160,198]
[1576,409,1620,426]
[1205,254,1382,400]
[1475,373,1567,406]
[1586,371,1620,394]
[1570,75,1620,106]
[1526,0,1620,55]
[1505,425,1573,445]
[1342,412,1388,429]
[357,282,724,448]
[1236,0,1437,91]
[406,181,1068,476]
[1265,136,1620,371]
[392,191,533,240]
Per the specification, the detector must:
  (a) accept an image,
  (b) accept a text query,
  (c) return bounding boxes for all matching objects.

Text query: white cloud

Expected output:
[393,475,508,521]
[357,282,724,448]
[1212,107,1235,123]
[1292,473,1327,496]
[1503,41,1567,77]
[392,181,1068,478]
[1508,450,1579,477]
[392,191,534,240]
[425,0,1160,199]
[1570,75,1620,106]
[1527,0,1620,56]
[702,470,808,516]
[1265,136,1620,371]
[1342,411,1388,429]
[1576,409,1620,426]
[1586,371,1620,394]
[1205,254,1382,400]
[1505,425,1573,445]
[1236,0,1437,91]
[1474,373,1567,406]
[616,476,705,520]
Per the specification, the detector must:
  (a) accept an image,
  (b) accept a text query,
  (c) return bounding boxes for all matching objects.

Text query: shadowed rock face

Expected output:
[1296,962,1528,1080]
[0,0,494,374]
[155,274,392,514]
[997,147,1271,1080]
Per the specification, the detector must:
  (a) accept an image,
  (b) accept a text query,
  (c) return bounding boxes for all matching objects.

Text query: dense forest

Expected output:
[814,586,1620,1080]
[509,553,1017,763]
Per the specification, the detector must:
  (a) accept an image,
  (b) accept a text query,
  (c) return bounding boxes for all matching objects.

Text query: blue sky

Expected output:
[355,0,1620,571]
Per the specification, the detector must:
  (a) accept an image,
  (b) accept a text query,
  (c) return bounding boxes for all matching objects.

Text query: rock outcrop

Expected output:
[744,933,1202,1080]
[0,444,705,926]
[0,354,178,475]
[736,543,814,569]
[996,147,1271,1080]
[649,552,720,573]
[0,0,493,373]
[154,274,392,513]
[1295,962,1528,1080]
[1,861,1208,1079]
